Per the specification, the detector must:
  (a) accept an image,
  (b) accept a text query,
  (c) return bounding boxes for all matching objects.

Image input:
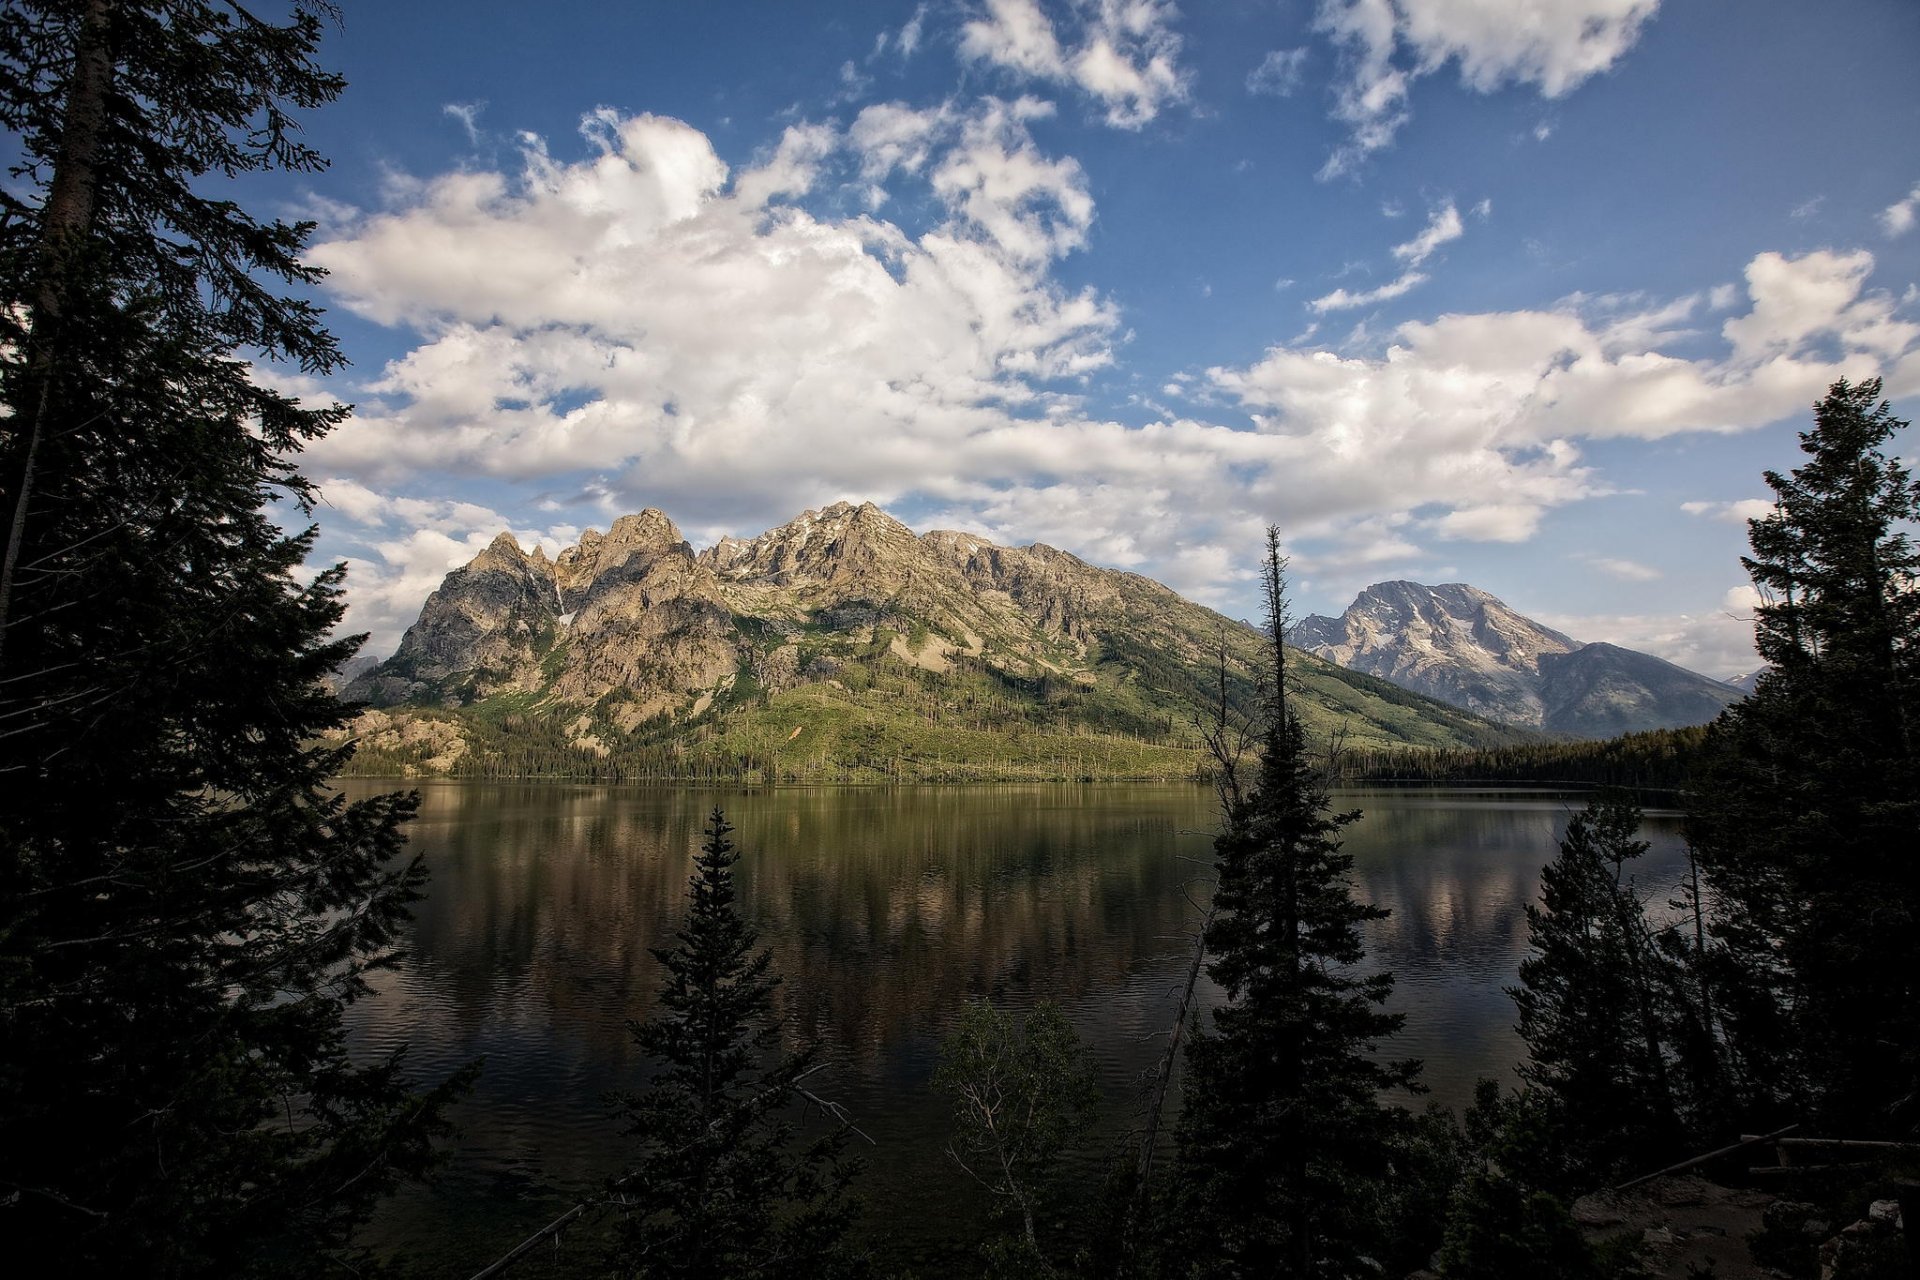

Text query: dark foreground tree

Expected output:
[1173,530,1420,1278]
[609,809,865,1279]
[1432,1083,1602,1280]
[1689,377,1920,1135]
[1511,792,1704,1180]
[0,3,462,1273]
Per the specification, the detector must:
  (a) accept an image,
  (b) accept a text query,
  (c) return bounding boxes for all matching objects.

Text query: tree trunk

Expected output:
[0,0,114,667]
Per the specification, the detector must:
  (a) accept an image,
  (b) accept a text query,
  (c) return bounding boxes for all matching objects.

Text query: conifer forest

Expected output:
[2,4,1917,1279]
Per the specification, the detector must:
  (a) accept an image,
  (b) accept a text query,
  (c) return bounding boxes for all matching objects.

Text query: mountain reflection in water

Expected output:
[339,781,1687,1276]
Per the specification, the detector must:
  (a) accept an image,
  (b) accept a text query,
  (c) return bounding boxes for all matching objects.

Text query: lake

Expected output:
[338,780,1690,1276]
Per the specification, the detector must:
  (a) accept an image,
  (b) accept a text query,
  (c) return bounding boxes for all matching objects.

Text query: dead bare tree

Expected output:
[1116,630,1260,1266]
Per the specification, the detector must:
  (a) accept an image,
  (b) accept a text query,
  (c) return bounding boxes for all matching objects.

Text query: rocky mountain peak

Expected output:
[703,500,922,587]
[606,509,685,548]
[1293,580,1737,735]
[345,500,1522,769]
[470,529,533,573]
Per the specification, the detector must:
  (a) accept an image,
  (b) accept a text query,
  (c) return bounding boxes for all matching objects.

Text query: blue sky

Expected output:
[274,0,1920,677]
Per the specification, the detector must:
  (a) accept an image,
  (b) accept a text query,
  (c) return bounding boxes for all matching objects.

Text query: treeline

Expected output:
[1346,724,1712,791]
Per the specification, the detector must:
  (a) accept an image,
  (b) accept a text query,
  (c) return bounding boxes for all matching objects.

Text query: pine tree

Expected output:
[1689,377,1920,1135]
[1174,530,1420,1278]
[0,4,463,1273]
[1510,792,1698,1180]
[609,808,865,1279]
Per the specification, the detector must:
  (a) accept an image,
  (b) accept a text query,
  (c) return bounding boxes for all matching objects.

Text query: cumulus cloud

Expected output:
[1316,0,1662,177]
[959,0,1191,128]
[311,103,1115,501]
[1538,584,1763,678]
[1881,182,1920,237]
[307,106,1919,655]
[1215,247,1920,555]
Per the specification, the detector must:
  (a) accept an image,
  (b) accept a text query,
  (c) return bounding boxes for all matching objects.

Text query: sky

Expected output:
[265,0,1920,678]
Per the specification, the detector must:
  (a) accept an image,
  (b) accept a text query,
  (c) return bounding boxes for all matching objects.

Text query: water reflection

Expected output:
[340,781,1687,1276]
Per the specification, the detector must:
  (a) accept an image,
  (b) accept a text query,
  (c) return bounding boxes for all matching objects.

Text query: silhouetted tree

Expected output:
[1689,377,1920,1135]
[1511,792,1701,1179]
[0,4,463,1273]
[608,809,865,1279]
[1173,530,1420,1278]
[1433,1083,1602,1280]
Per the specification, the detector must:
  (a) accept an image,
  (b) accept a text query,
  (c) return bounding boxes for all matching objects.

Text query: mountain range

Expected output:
[337,503,1517,779]
[1290,581,1741,737]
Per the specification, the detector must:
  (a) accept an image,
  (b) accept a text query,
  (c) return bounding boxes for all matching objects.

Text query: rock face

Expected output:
[1292,581,1740,736]
[345,503,1516,765]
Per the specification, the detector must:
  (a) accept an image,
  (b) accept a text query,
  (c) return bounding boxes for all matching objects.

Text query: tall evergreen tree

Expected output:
[608,808,864,1280]
[1689,377,1920,1136]
[1174,530,1419,1278]
[1511,792,1704,1180]
[0,4,461,1273]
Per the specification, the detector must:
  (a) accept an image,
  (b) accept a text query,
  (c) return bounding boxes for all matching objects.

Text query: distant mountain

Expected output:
[323,651,381,695]
[339,504,1519,779]
[1726,669,1765,694]
[1292,581,1741,737]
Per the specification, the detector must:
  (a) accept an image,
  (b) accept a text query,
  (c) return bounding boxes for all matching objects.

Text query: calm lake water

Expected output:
[338,781,1689,1277]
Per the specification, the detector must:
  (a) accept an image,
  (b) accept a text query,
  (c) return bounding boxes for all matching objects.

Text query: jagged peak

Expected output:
[468,530,531,572]
[606,509,685,545]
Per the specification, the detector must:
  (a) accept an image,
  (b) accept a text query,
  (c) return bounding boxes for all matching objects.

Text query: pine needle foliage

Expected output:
[1688,377,1920,1136]
[1511,793,1696,1180]
[1174,530,1420,1278]
[0,4,464,1274]
[608,808,866,1280]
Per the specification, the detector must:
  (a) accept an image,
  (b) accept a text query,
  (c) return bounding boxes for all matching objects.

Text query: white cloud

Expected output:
[1585,555,1662,582]
[1308,269,1428,313]
[310,101,1119,510]
[1247,47,1309,97]
[1681,498,1774,524]
[1391,199,1465,266]
[1316,0,1662,176]
[443,101,485,146]
[959,0,1191,129]
[1215,247,1919,555]
[1538,584,1762,678]
[1429,503,1546,542]
[1878,181,1920,237]
[308,111,1920,660]
[1722,250,1918,364]
[900,4,929,57]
